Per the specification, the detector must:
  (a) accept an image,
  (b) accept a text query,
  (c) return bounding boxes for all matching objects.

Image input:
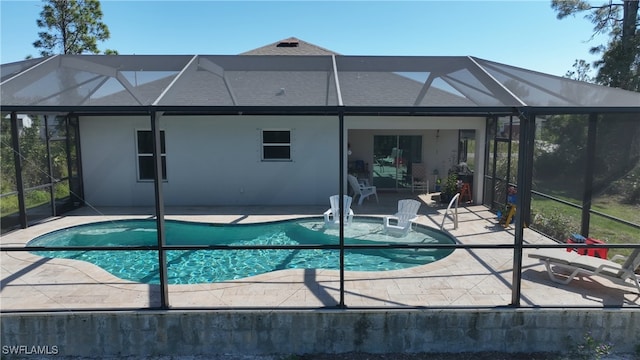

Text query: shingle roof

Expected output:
[240,37,338,56]
[3,42,639,111]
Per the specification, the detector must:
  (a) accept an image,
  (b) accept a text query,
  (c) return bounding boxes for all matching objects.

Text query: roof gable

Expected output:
[240,37,338,56]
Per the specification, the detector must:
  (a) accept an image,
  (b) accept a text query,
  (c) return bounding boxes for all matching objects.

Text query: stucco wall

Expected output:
[80,115,341,206]
[2,310,638,357]
[79,114,485,207]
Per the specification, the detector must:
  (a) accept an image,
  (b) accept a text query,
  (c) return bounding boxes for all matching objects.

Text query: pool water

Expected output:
[27,218,455,284]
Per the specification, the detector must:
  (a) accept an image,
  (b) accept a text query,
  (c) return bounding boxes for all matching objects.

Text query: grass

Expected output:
[531,192,639,259]
[592,195,640,224]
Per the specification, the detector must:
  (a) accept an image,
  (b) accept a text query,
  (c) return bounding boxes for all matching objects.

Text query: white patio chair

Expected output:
[323,195,354,228]
[383,199,422,236]
[348,174,378,205]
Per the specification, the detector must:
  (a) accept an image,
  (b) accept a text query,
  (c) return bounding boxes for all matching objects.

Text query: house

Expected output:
[1,38,639,228]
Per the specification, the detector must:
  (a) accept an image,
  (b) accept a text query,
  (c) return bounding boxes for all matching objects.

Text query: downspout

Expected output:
[151,111,169,309]
[511,108,535,306]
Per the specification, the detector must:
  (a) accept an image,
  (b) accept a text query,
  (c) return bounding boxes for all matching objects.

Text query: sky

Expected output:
[0,0,610,77]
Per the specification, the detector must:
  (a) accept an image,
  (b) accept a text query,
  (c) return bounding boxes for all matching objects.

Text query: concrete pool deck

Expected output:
[1,193,639,311]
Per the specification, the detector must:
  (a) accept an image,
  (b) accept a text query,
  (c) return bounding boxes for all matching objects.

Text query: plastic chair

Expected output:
[383,199,422,236]
[348,175,378,205]
[323,195,354,228]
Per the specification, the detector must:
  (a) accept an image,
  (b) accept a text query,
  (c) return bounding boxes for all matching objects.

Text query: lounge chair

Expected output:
[528,248,640,293]
[380,147,402,166]
[347,174,378,205]
[383,199,422,236]
[323,195,354,228]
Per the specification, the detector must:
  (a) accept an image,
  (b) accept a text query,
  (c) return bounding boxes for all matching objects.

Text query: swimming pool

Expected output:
[27,217,456,284]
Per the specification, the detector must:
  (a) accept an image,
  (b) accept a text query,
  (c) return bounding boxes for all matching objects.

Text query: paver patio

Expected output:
[1,193,638,311]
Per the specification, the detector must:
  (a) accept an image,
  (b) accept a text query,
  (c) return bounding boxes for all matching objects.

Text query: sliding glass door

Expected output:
[372,135,422,190]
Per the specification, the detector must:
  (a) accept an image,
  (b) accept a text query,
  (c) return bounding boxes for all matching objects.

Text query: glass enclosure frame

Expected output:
[1,113,83,233]
[1,54,639,311]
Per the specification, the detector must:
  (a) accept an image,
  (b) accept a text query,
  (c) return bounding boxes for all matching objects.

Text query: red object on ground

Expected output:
[585,237,608,259]
[566,237,587,255]
[566,236,608,258]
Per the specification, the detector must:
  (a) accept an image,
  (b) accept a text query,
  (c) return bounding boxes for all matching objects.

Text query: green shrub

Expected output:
[531,210,579,241]
[54,181,70,199]
[0,194,19,216]
[25,189,49,207]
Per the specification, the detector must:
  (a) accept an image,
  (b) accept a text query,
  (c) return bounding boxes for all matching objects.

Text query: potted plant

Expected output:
[440,172,459,203]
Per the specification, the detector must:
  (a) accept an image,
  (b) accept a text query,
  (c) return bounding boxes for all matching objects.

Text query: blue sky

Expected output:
[1,1,609,77]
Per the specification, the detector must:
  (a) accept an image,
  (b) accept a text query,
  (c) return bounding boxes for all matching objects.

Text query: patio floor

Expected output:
[1,192,639,311]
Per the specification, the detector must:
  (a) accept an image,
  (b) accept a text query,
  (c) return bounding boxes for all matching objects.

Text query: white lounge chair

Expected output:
[528,248,640,293]
[383,199,422,236]
[380,147,402,167]
[323,195,354,228]
[348,174,378,205]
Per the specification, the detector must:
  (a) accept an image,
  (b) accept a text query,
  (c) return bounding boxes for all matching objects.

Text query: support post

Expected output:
[151,111,169,309]
[511,110,535,306]
[581,113,598,237]
[338,111,346,308]
[44,115,56,217]
[10,112,27,229]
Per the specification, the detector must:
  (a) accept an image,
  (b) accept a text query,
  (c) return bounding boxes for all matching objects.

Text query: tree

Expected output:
[565,59,595,82]
[33,0,115,57]
[552,1,640,207]
[551,0,639,91]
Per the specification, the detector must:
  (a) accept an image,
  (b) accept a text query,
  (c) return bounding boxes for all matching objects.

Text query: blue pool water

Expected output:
[27,217,455,284]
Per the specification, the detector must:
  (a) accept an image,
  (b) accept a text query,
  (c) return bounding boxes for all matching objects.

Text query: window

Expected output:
[262,130,291,161]
[137,130,166,180]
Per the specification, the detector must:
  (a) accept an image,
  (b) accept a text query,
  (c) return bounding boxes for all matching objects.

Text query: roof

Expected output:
[240,37,338,56]
[1,39,639,115]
